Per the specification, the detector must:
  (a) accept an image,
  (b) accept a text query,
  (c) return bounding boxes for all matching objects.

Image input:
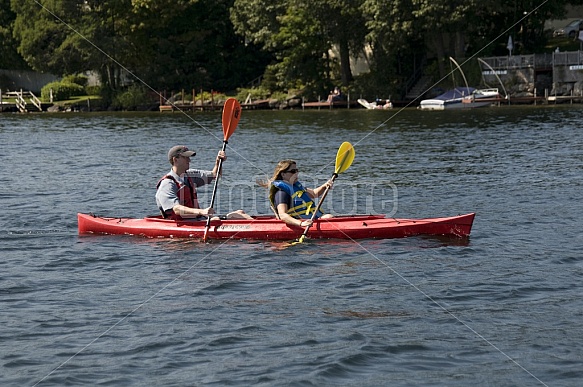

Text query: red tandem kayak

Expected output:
[77,212,475,240]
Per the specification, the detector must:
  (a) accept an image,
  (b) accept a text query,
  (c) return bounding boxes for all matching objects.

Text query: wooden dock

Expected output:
[241,99,271,109]
[301,100,358,109]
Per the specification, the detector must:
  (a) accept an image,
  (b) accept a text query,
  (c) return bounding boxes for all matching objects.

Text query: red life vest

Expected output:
[156,175,199,220]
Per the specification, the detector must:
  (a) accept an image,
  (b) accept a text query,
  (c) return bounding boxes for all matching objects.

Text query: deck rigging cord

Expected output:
[288,2,553,384]
[30,2,262,384]
[32,240,237,386]
[352,0,552,151]
[291,216,550,386]
[32,1,552,385]
[32,0,261,178]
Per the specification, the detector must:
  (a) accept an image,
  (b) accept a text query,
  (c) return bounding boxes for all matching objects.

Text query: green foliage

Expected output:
[40,74,91,101]
[62,74,88,87]
[191,91,228,103]
[41,81,84,101]
[231,0,367,93]
[460,58,483,88]
[269,91,290,102]
[6,0,578,103]
[350,72,399,101]
[111,85,152,111]
[0,0,28,69]
[235,87,271,102]
[233,86,294,102]
[10,0,270,95]
[85,85,101,96]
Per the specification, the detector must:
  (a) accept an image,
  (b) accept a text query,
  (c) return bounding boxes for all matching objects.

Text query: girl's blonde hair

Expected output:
[257,159,297,217]
[257,159,296,188]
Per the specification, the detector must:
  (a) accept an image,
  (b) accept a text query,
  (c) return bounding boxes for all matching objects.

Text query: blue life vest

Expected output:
[270,180,323,219]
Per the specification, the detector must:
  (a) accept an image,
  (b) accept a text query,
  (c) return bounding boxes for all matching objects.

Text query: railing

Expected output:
[247,75,263,88]
[29,91,42,111]
[480,54,554,70]
[553,51,583,65]
[15,91,27,112]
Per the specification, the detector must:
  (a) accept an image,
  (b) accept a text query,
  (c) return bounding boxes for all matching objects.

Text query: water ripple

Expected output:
[1,108,582,386]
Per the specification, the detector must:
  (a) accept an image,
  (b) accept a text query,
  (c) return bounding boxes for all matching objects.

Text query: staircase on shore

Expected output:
[405,75,433,101]
[13,90,43,112]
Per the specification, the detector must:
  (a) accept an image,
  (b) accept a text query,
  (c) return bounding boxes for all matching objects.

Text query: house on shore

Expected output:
[480,51,583,101]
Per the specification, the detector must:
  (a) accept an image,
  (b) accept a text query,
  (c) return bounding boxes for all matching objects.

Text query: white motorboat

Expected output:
[419,87,500,110]
[357,98,393,110]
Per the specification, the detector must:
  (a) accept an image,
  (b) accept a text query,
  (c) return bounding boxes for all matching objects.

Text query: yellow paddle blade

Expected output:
[335,142,355,174]
[286,234,308,246]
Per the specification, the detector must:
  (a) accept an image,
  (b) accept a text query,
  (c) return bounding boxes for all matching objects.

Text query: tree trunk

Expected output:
[433,33,447,78]
[338,39,353,86]
[454,31,466,59]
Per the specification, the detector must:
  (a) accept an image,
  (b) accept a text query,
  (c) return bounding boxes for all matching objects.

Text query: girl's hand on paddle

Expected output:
[299,219,312,227]
[325,178,334,189]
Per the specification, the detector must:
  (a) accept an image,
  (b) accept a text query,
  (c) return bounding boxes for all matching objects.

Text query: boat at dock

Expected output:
[357,98,393,109]
[419,87,501,110]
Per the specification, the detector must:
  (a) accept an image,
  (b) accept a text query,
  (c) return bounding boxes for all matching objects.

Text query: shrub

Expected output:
[111,85,152,110]
[62,74,88,87]
[41,81,85,101]
[85,85,101,96]
[235,87,270,102]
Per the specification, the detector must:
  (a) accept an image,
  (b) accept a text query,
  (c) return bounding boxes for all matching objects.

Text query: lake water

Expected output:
[1,106,582,386]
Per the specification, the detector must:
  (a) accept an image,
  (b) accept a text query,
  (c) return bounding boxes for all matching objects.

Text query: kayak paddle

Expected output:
[295,142,355,244]
[203,98,241,242]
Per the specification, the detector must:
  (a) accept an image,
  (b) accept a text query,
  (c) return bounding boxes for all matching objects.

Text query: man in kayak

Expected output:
[259,160,333,228]
[156,145,252,220]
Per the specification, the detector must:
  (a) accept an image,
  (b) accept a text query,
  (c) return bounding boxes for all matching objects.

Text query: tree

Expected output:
[0,0,28,70]
[268,4,332,92]
[311,0,368,86]
[8,0,580,103]
[364,0,574,89]
[11,0,94,76]
[128,0,270,91]
[11,0,269,99]
[361,0,426,97]
[11,0,130,100]
[231,0,367,95]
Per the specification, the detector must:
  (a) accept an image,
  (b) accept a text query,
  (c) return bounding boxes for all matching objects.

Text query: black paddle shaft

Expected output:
[207,140,227,215]
[299,172,338,239]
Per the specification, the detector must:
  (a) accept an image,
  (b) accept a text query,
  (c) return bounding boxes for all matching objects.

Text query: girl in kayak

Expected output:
[156,145,251,221]
[259,160,333,228]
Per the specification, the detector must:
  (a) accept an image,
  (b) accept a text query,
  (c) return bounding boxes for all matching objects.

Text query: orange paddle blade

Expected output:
[222,98,241,141]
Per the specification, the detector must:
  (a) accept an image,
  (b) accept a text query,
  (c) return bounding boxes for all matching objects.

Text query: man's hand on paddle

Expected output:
[200,207,216,217]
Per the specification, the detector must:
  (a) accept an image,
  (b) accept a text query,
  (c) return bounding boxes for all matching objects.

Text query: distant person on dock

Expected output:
[156,145,252,221]
[327,87,344,103]
[258,160,334,228]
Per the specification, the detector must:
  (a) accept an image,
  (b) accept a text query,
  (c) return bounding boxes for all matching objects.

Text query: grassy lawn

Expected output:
[546,36,583,52]
[52,95,102,105]
[1,94,101,104]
